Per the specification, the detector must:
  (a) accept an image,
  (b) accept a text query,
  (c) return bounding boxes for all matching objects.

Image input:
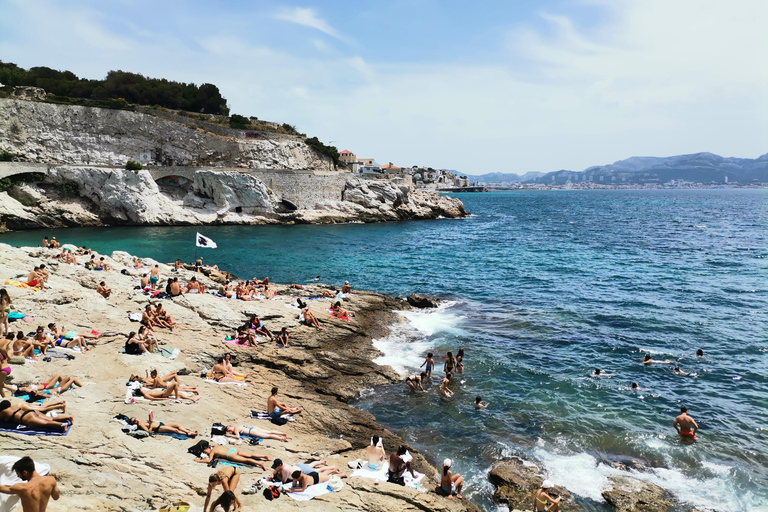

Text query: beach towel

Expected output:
[250,410,295,422]
[6,312,25,320]
[350,461,390,481]
[128,312,142,322]
[285,482,334,501]
[203,379,247,387]
[0,456,50,512]
[326,309,350,321]
[157,347,181,360]
[3,279,37,291]
[0,420,71,436]
[221,336,248,347]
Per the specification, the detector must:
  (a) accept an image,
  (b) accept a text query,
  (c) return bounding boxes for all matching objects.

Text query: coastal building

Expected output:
[339,150,356,165]
[380,162,402,175]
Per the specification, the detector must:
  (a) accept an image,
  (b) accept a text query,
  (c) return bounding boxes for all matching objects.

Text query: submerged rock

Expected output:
[601,475,674,512]
[407,293,440,308]
[489,458,578,512]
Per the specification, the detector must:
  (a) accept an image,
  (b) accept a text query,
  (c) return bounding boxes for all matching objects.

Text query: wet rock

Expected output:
[601,475,674,512]
[489,458,577,512]
[407,293,440,308]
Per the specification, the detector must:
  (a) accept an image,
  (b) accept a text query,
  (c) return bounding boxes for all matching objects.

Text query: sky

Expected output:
[1,0,767,175]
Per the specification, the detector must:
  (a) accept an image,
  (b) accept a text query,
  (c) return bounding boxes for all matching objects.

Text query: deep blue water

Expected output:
[1,189,766,512]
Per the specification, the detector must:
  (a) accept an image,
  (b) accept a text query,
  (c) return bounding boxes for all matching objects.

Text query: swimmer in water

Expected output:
[673,367,688,376]
[642,354,673,365]
[591,368,614,377]
[696,349,703,357]
[474,396,488,409]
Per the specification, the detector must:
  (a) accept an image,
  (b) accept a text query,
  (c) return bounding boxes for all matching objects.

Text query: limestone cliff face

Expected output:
[0,98,328,169]
[0,98,469,229]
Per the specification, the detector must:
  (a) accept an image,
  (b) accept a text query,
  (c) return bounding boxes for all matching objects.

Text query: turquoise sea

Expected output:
[2,189,766,512]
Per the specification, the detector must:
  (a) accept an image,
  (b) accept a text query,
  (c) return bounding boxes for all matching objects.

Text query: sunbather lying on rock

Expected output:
[270,459,342,484]
[131,381,199,403]
[194,444,272,470]
[129,412,198,437]
[284,468,342,493]
[137,369,199,395]
[0,399,73,431]
[225,425,289,442]
[14,374,83,397]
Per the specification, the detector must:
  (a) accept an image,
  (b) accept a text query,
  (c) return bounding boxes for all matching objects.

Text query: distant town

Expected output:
[339,148,768,191]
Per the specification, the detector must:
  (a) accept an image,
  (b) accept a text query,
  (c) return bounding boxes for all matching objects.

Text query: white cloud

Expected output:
[273,7,347,42]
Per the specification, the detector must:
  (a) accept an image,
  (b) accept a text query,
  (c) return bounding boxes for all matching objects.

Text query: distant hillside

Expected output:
[469,153,768,185]
[465,171,544,183]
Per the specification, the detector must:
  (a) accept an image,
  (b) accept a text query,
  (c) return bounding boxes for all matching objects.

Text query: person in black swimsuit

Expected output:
[0,400,73,431]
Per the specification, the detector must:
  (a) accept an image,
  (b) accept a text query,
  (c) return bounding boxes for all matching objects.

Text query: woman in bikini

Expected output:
[440,458,464,500]
[134,381,199,402]
[0,344,12,397]
[405,373,426,391]
[145,369,198,395]
[137,326,159,354]
[204,466,242,512]
[0,399,73,432]
[533,480,561,512]
[225,424,289,442]
[456,348,465,373]
[444,351,456,380]
[12,332,37,359]
[248,316,273,340]
[0,288,11,337]
[221,354,248,379]
[194,444,272,471]
[49,324,93,352]
[439,377,454,398]
[331,301,354,318]
[15,374,83,397]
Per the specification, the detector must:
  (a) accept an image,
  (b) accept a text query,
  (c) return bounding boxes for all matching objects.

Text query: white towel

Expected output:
[0,456,50,512]
[285,482,333,501]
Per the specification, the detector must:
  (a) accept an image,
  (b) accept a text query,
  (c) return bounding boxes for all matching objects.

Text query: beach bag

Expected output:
[187,440,209,457]
[211,423,226,436]
[158,501,190,512]
[263,486,281,501]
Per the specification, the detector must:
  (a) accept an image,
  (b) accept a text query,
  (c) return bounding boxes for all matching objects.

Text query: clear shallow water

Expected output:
[2,189,766,511]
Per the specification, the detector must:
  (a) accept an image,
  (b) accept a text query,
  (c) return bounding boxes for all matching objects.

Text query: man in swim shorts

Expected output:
[149,265,160,290]
[673,406,699,441]
[267,387,302,419]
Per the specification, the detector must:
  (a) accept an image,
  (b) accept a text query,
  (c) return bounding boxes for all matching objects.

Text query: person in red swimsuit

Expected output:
[673,406,699,441]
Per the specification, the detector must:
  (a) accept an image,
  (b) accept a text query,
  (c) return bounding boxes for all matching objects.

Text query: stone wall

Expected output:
[253,169,348,209]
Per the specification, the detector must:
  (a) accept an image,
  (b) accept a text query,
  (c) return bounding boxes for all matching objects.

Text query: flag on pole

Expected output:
[196,232,217,249]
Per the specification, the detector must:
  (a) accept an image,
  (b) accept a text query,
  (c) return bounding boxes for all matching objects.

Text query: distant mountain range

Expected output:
[466,152,768,185]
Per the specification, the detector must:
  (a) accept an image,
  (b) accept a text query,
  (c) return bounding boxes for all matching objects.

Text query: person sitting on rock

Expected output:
[267,386,302,419]
[133,258,145,269]
[209,354,248,382]
[439,458,464,500]
[97,281,112,299]
[125,331,149,355]
[40,237,49,248]
[235,326,257,347]
[249,316,273,341]
[141,305,158,332]
[331,301,354,318]
[365,436,386,470]
[97,257,110,271]
[169,277,183,296]
[65,250,77,265]
[341,281,351,293]
[136,326,159,354]
[154,303,175,330]
[275,327,289,348]
[299,307,323,330]
[387,446,416,485]
[185,276,204,294]
[534,480,561,512]
[49,237,60,249]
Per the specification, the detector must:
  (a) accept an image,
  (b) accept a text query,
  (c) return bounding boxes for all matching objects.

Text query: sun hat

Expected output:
[443,458,452,468]
[542,479,553,489]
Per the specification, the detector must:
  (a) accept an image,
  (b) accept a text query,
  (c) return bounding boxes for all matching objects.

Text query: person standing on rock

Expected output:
[149,265,160,290]
[0,456,60,512]
[533,480,561,512]
[673,406,699,441]
[0,288,11,337]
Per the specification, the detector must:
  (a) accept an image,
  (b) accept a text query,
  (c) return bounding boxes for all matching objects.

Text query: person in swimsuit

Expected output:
[673,406,699,441]
[299,307,323,330]
[533,480,561,512]
[444,351,456,380]
[439,378,454,398]
[134,381,199,402]
[341,281,351,293]
[420,352,434,379]
[642,354,673,365]
[267,386,302,419]
[0,456,60,512]
[331,301,354,318]
[696,349,703,357]
[275,327,290,348]
[129,414,197,437]
[145,369,198,394]
[136,326,159,354]
[208,490,237,512]
[387,446,415,485]
[15,374,83,397]
[96,281,112,299]
[0,400,73,432]
[204,466,242,512]
[249,316,273,340]
[456,348,465,373]
[225,425,289,442]
[194,444,271,471]
[365,436,386,470]
[154,304,176,329]
[440,458,464,500]
[0,345,12,397]
[0,288,11,337]
[284,469,338,493]
[405,373,426,391]
[474,396,489,409]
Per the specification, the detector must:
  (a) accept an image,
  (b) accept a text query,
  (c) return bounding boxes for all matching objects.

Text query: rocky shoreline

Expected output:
[0,242,478,512]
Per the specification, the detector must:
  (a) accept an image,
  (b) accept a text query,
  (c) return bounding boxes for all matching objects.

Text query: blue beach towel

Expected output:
[0,420,71,436]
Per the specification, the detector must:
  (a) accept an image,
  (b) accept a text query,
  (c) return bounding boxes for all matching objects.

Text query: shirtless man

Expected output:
[149,265,160,290]
[267,386,302,419]
[673,406,699,441]
[27,267,40,287]
[40,237,49,248]
[141,305,158,332]
[365,436,386,470]
[97,257,110,271]
[49,238,59,249]
[341,281,351,293]
[169,278,182,297]
[140,274,150,289]
[0,456,59,512]
[299,307,323,330]
[96,281,112,299]
[154,303,176,329]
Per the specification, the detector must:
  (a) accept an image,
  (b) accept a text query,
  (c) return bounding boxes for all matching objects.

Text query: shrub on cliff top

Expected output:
[305,137,340,166]
[0,151,15,162]
[125,160,143,171]
[229,114,250,129]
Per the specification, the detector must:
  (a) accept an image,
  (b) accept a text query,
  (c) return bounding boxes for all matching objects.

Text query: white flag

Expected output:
[195,232,217,249]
